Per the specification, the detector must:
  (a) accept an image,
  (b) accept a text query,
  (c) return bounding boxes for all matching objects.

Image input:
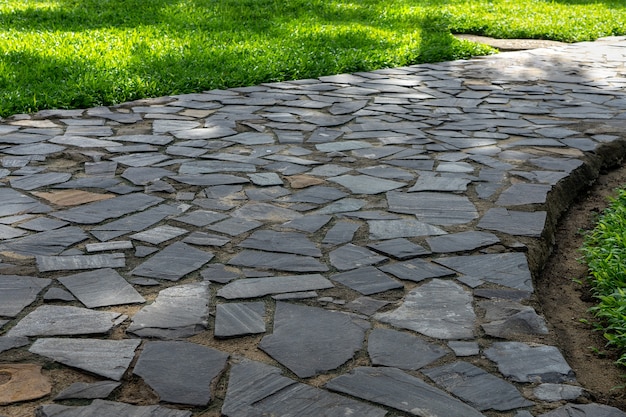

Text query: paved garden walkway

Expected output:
[1,36,626,417]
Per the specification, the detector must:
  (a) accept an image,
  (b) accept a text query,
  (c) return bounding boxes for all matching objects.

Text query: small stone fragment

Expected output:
[54,381,121,400]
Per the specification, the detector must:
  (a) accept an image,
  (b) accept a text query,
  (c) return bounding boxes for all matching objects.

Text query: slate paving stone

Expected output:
[33,189,115,207]
[36,400,192,417]
[85,240,134,253]
[326,366,486,417]
[58,268,144,308]
[53,193,163,224]
[231,202,302,222]
[121,167,172,185]
[10,172,72,191]
[436,253,534,292]
[207,217,263,236]
[375,279,476,339]
[480,299,549,338]
[448,341,480,356]
[329,174,406,194]
[214,302,266,337]
[329,243,388,271]
[6,305,125,337]
[345,296,390,315]
[478,207,547,237]
[239,230,321,257]
[426,231,500,253]
[368,328,448,370]
[0,188,50,217]
[484,342,575,383]
[36,253,126,272]
[228,250,328,272]
[29,338,141,381]
[127,282,209,339]
[3,142,65,156]
[222,359,386,417]
[201,264,239,283]
[91,203,180,235]
[496,183,552,206]
[281,186,347,204]
[183,231,230,247]
[408,175,472,192]
[357,165,414,181]
[43,287,76,301]
[259,302,369,378]
[17,217,68,232]
[129,225,188,244]
[131,242,214,281]
[133,341,229,406]
[322,221,361,245]
[367,218,447,240]
[368,238,431,259]
[387,191,478,225]
[0,224,27,239]
[316,197,366,215]
[0,275,51,317]
[0,336,29,354]
[54,381,121,400]
[379,258,455,282]
[538,403,626,417]
[424,361,533,411]
[533,383,585,402]
[217,274,333,299]
[331,266,402,295]
[281,214,332,232]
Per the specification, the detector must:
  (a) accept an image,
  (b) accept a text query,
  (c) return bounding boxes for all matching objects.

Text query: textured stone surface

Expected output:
[0,275,51,317]
[54,381,121,400]
[0,364,51,405]
[217,274,333,299]
[368,328,448,370]
[131,242,214,281]
[214,302,266,337]
[58,268,144,308]
[36,400,192,417]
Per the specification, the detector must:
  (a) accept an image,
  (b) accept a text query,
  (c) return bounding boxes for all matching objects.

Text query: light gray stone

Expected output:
[58,268,144,308]
[37,253,125,272]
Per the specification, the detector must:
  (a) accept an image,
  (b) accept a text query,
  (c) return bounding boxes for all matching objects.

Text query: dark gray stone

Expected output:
[239,230,321,257]
[133,341,228,406]
[0,226,88,256]
[121,167,171,185]
[37,253,126,272]
[228,250,328,272]
[379,258,455,282]
[368,238,431,259]
[259,302,369,378]
[480,299,548,339]
[170,174,249,186]
[344,297,390,316]
[408,175,472,192]
[387,191,478,225]
[130,225,188,244]
[178,160,256,174]
[222,359,386,417]
[375,279,476,339]
[54,381,121,400]
[423,361,534,411]
[4,143,65,156]
[214,302,266,337]
[111,152,170,167]
[29,338,141,380]
[85,240,133,253]
[201,264,239,283]
[331,266,402,295]
[207,218,262,236]
[281,186,347,204]
[175,210,228,227]
[329,244,387,271]
[326,366,485,417]
[496,183,552,206]
[322,221,361,245]
[426,231,500,253]
[127,282,209,339]
[436,253,534,292]
[484,342,575,383]
[448,341,480,356]
[217,274,333,299]
[281,214,332,232]
[131,242,214,281]
[58,268,144,308]
[92,203,180,234]
[0,336,29,353]
[367,219,447,240]
[538,403,626,417]
[0,188,48,217]
[10,172,72,190]
[183,232,230,247]
[478,208,547,237]
[533,383,585,401]
[6,305,125,337]
[316,198,367,215]
[36,400,191,417]
[0,275,51,317]
[53,193,163,224]
[329,174,405,194]
[368,328,447,370]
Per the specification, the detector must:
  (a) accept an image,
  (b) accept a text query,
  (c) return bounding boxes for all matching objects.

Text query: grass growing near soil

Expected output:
[582,188,626,366]
[1,0,625,117]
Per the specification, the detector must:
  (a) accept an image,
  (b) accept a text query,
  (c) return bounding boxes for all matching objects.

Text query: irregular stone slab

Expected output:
[379,258,455,282]
[36,253,125,272]
[127,282,209,338]
[130,225,188,244]
[478,207,547,237]
[222,359,386,417]
[533,383,585,402]
[0,188,49,217]
[408,175,471,192]
[111,152,170,167]
[317,198,367,215]
[175,210,228,227]
[387,191,478,225]
[426,231,500,253]
[0,336,29,353]
[345,297,390,316]
[448,341,480,356]
[1,226,87,257]
[36,399,192,417]
[92,203,180,233]
[29,338,141,380]
[331,266,402,295]
[178,160,256,175]
[53,193,163,224]
[183,232,230,247]
[281,186,347,204]
[368,328,447,370]
[368,238,431,259]
[260,302,369,378]
[436,253,533,292]
[133,341,229,406]
[484,342,575,383]
[121,167,172,185]
[326,366,485,417]
[217,274,333,299]
[18,217,68,231]
[4,142,65,155]
[0,275,51,317]
[54,381,121,400]
[132,242,214,281]
[85,240,134,253]
[282,214,332,232]
[239,230,321,257]
[538,403,626,417]
[0,364,51,405]
[170,174,249,186]
[58,268,144,308]
[6,305,125,337]
[233,202,302,222]
[368,219,447,240]
[423,361,534,411]
[329,174,405,194]
[480,299,548,339]
[329,243,388,271]
[375,279,476,339]
[321,221,361,245]
[214,302,266,337]
[10,173,72,191]
[248,172,283,186]
[207,218,262,236]
[496,183,552,206]
[228,250,327,272]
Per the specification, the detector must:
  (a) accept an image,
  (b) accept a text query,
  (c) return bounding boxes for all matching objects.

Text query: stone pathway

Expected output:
[0,37,626,417]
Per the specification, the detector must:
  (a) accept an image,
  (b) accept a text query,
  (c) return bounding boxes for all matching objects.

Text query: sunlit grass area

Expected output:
[0,0,624,116]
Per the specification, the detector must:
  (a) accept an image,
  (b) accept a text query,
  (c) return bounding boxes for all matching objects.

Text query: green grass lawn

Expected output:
[582,188,626,367]
[0,0,625,117]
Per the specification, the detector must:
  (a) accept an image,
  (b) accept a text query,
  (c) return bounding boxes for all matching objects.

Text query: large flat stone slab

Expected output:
[238,230,321,257]
[387,191,478,225]
[54,381,121,400]
[58,268,144,308]
[131,242,214,281]
[52,193,163,224]
[0,226,88,256]
[228,250,327,272]
[37,253,126,272]
[538,403,626,417]
[217,274,333,299]
[331,266,403,295]
[368,328,448,370]
[379,258,455,282]
[214,302,266,337]
[259,302,369,378]
[329,244,388,271]
[36,400,191,417]
[0,275,51,317]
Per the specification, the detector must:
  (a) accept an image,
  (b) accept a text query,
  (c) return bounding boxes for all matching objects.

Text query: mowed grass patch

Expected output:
[1,0,625,116]
[582,188,626,366]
